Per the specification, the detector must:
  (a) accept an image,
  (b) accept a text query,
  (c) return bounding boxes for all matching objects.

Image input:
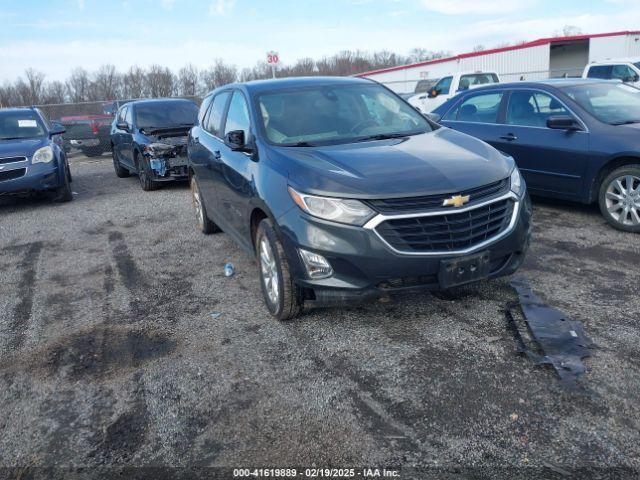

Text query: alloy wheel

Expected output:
[259,237,279,306]
[605,174,640,227]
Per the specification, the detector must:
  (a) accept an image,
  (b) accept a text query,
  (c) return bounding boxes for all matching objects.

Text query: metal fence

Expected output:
[32,96,201,122]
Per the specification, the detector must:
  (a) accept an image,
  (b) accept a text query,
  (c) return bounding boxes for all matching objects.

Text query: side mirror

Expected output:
[624,74,640,83]
[225,130,253,152]
[116,121,130,132]
[425,112,441,123]
[547,115,582,131]
[428,89,439,98]
[50,123,65,136]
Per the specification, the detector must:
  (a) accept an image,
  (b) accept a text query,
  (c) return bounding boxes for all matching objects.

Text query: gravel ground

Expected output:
[0,154,638,479]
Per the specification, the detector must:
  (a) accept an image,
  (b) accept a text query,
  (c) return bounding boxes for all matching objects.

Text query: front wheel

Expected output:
[55,163,73,203]
[599,165,640,233]
[136,155,159,191]
[255,219,303,321]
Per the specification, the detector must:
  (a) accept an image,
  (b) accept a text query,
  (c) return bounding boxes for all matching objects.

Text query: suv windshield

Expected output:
[257,84,431,146]
[562,82,640,125]
[0,110,46,140]
[135,101,198,130]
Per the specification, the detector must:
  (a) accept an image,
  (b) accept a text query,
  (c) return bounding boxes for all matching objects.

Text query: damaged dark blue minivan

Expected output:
[110,98,198,190]
[188,77,532,320]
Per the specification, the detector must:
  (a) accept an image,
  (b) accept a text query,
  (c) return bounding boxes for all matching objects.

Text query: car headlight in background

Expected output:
[510,167,523,196]
[288,186,375,226]
[32,146,54,164]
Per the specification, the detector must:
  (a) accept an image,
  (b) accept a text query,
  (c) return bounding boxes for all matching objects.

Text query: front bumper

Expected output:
[146,155,189,181]
[277,191,532,306]
[0,161,62,195]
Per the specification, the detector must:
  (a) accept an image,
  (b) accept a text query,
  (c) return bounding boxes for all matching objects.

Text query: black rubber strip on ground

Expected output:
[507,277,596,388]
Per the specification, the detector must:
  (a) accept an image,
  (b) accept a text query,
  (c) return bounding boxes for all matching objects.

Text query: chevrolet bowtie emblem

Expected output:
[443,194,470,207]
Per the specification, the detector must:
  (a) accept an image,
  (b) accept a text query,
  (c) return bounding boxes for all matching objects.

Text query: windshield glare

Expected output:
[563,83,640,125]
[0,111,46,140]
[135,102,198,129]
[257,84,431,146]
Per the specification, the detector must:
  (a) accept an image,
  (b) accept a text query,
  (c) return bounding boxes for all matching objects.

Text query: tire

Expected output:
[598,164,640,233]
[135,153,159,191]
[190,176,221,234]
[112,147,130,178]
[255,218,303,321]
[55,163,73,203]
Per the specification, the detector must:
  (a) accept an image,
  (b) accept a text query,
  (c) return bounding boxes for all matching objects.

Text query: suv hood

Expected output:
[280,128,513,199]
[0,137,48,160]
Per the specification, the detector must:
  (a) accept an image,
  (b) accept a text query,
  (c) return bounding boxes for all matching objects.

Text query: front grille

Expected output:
[0,168,27,182]
[0,156,27,165]
[376,199,514,253]
[366,178,509,214]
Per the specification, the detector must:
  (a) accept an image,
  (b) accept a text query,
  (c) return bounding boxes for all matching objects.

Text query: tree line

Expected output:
[0,48,449,107]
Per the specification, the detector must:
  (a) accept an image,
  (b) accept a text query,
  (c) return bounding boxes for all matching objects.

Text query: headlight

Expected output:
[143,142,175,157]
[510,167,523,196]
[288,186,375,226]
[32,146,54,164]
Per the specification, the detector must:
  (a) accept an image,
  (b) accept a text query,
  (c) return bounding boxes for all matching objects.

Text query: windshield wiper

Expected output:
[354,133,410,142]
[0,137,31,141]
[612,119,640,125]
[282,141,319,147]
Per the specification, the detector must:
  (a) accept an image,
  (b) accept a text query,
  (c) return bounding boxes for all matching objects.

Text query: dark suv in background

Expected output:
[110,98,198,190]
[188,77,532,320]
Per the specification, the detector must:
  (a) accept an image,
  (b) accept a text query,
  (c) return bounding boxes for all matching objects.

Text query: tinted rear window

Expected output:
[134,101,198,129]
[586,65,612,79]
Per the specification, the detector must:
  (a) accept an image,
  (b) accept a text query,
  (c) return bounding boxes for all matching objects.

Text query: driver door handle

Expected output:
[500,133,518,141]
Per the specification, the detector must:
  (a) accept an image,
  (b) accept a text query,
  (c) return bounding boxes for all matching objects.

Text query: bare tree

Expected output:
[0,82,19,108]
[16,68,47,105]
[201,59,238,90]
[146,65,175,98]
[123,66,146,99]
[563,25,582,36]
[177,64,200,96]
[42,81,67,104]
[472,44,486,52]
[66,68,91,103]
[93,64,122,100]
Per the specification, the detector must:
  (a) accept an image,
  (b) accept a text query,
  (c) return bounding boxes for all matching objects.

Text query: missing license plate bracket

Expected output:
[438,251,491,289]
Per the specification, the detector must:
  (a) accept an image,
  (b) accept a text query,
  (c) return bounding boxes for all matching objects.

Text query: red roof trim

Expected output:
[356,30,640,77]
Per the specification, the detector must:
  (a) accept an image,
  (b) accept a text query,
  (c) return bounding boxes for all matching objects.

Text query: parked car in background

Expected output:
[188,77,531,320]
[431,79,640,232]
[111,98,198,190]
[409,71,500,113]
[0,108,72,202]
[583,58,640,87]
[399,79,439,100]
[59,115,112,157]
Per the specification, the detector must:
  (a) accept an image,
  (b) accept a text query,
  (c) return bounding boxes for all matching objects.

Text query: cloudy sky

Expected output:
[1,0,639,82]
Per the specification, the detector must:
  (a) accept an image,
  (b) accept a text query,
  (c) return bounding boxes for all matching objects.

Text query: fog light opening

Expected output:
[298,249,333,279]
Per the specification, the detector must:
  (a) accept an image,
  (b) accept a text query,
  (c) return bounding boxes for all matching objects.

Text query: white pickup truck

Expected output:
[408,71,500,113]
[582,58,640,88]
